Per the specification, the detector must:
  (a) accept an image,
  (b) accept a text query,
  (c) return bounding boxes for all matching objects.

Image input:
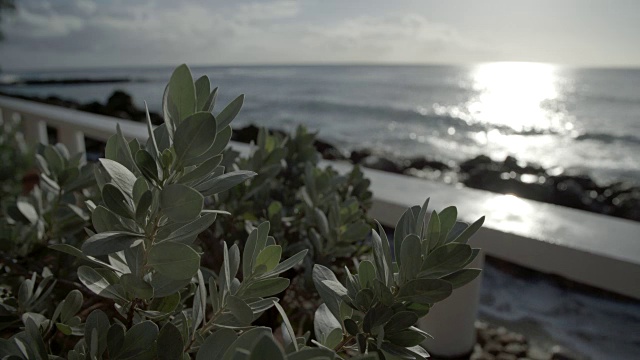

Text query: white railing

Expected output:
[2,95,640,357]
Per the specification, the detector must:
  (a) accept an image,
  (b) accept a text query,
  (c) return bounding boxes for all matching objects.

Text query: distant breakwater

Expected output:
[3,90,639,223]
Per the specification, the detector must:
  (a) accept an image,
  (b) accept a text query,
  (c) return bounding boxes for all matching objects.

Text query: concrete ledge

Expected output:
[328,162,640,299]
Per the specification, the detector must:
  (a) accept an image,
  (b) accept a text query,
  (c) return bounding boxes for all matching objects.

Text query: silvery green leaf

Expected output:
[153,123,172,152]
[371,229,392,287]
[116,125,139,175]
[183,125,230,167]
[144,102,160,157]
[195,75,211,111]
[355,288,374,310]
[400,234,422,283]
[119,321,159,358]
[77,266,125,300]
[124,244,145,277]
[363,304,392,333]
[59,290,83,324]
[158,322,184,360]
[240,278,289,298]
[415,198,431,239]
[384,311,418,333]
[273,301,298,351]
[135,190,152,225]
[150,273,191,298]
[425,211,440,252]
[227,295,253,324]
[242,228,258,277]
[148,292,181,315]
[148,242,200,280]
[209,276,220,312]
[132,176,149,204]
[174,112,217,166]
[262,249,307,277]
[82,231,143,257]
[98,158,137,195]
[247,334,285,360]
[106,323,125,358]
[16,201,38,225]
[160,213,217,244]
[197,328,237,360]
[452,216,485,244]
[44,145,64,174]
[24,317,48,359]
[135,149,159,183]
[92,206,125,233]
[217,94,244,129]
[441,268,481,289]
[227,244,241,281]
[102,183,133,219]
[312,265,345,321]
[358,260,376,289]
[49,244,120,272]
[178,155,223,185]
[161,84,176,137]
[314,303,342,347]
[85,310,110,357]
[385,329,428,347]
[394,208,416,265]
[420,243,472,276]
[197,170,257,196]
[204,87,218,113]
[438,206,457,245]
[35,153,50,176]
[120,273,153,301]
[160,184,203,223]
[396,278,452,304]
[168,64,196,124]
[254,245,282,273]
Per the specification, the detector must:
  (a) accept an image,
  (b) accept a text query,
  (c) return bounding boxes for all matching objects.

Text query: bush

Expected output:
[0,64,484,359]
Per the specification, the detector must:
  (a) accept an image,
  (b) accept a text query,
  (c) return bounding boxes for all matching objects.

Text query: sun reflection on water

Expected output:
[468,62,567,133]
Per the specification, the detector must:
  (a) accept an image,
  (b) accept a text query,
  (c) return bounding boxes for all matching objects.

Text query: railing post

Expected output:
[58,127,86,156]
[419,252,484,358]
[21,114,49,146]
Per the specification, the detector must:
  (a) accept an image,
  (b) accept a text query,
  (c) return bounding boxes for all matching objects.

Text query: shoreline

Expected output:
[2,89,638,223]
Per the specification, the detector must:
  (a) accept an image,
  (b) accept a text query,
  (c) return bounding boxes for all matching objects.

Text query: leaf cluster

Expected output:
[0,64,484,359]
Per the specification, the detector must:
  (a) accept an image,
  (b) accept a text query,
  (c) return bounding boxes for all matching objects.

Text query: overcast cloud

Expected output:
[1,0,639,69]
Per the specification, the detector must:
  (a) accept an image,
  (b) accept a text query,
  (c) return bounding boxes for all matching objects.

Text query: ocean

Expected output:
[2,64,640,358]
[2,63,640,185]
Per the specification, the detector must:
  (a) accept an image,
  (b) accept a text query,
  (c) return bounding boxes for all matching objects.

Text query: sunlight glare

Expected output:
[469,62,561,133]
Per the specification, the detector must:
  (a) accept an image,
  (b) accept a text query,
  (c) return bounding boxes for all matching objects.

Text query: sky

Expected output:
[1,0,639,70]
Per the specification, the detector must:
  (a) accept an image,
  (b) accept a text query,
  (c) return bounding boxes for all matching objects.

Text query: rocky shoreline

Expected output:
[2,89,638,223]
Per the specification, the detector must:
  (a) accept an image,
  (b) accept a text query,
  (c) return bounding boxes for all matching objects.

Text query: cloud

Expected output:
[300,14,482,63]
[0,0,484,68]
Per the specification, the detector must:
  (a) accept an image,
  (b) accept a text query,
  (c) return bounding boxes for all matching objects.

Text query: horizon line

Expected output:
[4,61,640,73]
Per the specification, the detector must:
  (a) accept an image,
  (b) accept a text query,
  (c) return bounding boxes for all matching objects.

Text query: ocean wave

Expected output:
[574,132,640,145]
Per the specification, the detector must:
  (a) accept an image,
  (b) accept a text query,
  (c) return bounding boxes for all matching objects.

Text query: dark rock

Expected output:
[106,90,137,115]
[314,139,346,160]
[460,155,493,173]
[349,149,372,164]
[360,155,403,173]
[231,124,260,144]
[553,179,588,210]
[405,156,451,171]
[463,168,554,203]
